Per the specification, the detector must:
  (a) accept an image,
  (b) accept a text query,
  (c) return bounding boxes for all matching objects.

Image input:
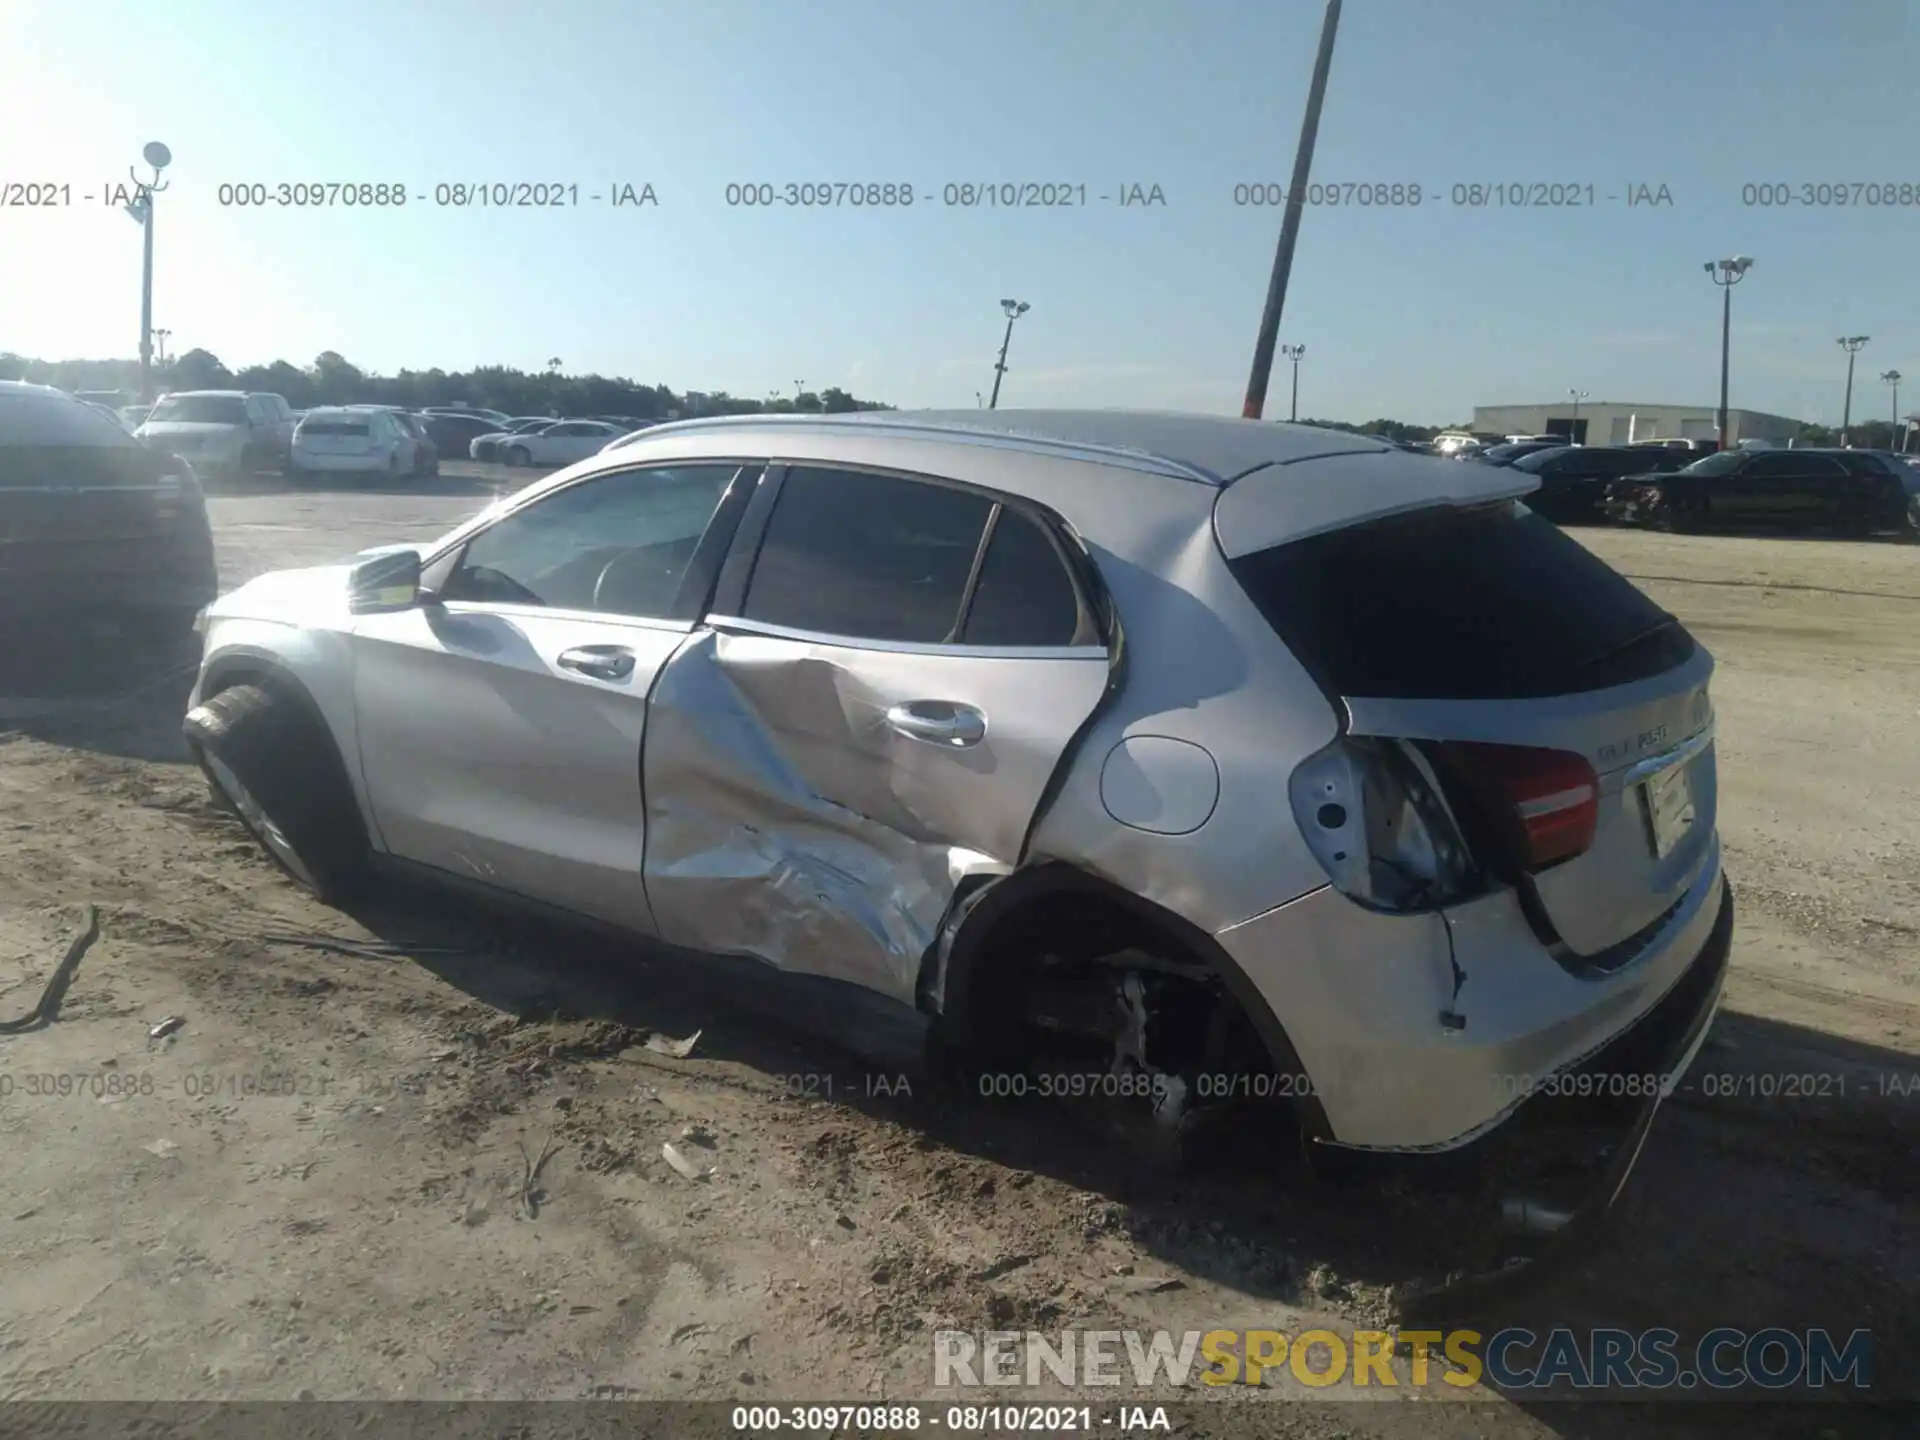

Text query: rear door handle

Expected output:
[556,645,635,681]
[885,700,986,747]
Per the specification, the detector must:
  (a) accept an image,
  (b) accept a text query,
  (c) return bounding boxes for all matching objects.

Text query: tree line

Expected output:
[2,350,1904,449]
[0,350,893,420]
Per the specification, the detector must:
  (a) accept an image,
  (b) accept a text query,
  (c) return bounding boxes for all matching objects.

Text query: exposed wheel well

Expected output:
[934,863,1333,1142]
[194,659,370,845]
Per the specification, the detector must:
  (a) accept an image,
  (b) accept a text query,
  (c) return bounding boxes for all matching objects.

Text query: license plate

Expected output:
[1641,763,1696,858]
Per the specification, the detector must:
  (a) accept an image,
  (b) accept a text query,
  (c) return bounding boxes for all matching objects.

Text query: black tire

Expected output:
[183,682,368,902]
[506,445,530,468]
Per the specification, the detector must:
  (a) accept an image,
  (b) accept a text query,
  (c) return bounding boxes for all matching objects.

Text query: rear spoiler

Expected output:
[1214,449,1538,558]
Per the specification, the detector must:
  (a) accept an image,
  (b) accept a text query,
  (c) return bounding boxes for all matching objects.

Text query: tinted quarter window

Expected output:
[1228,501,1695,700]
[960,507,1082,647]
[742,467,992,644]
[444,465,737,616]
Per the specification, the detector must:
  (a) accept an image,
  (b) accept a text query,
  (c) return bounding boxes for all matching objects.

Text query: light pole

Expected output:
[1241,0,1343,418]
[1568,388,1589,443]
[1884,370,1905,453]
[1837,337,1869,446]
[988,299,1029,409]
[1703,256,1752,450]
[124,141,172,404]
[1279,344,1305,421]
[152,328,171,369]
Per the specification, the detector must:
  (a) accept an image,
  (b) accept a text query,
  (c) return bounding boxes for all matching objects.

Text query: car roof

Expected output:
[616,408,1395,487]
[0,380,70,397]
[157,389,247,398]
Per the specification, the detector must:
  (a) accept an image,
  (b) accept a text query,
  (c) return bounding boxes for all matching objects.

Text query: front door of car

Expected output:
[1734,452,1808,523]
[348,461,753,934]
[639,463,1113,1006]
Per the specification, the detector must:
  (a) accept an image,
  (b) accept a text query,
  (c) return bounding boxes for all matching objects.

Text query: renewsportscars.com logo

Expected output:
[933,1326,1874,1392]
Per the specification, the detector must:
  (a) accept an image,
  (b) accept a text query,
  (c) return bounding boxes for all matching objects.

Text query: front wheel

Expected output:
[506,445,531,468]
[184,683,368,903]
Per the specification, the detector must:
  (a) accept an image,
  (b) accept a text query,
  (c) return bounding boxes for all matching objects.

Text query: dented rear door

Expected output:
[640,463,1112,1004]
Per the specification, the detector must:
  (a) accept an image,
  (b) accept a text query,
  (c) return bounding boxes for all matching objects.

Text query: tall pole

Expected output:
[1838,337,1869,446]
[1885,370,1904,453]
[988,299,1028,409]
[1279,343,1305,422]
[127,143,172,405]
[1569,388,1589,442]
[1704,257,1751,450]
[1241,0,1343,419]
[138,207,155,403]
[1717,284,1730,448]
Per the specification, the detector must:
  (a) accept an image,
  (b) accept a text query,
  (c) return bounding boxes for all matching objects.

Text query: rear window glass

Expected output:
[0,393,138,449]
[1228,501,1695,700]
[301,419,371,437]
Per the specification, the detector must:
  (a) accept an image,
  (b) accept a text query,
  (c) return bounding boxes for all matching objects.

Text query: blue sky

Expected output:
[2,0,1915,425]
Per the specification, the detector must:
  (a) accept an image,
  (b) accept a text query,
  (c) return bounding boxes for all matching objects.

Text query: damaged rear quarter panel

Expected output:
[1024,507,1343,935]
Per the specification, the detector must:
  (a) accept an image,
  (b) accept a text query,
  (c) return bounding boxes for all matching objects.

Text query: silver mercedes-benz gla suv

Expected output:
[185,409,1732,1168]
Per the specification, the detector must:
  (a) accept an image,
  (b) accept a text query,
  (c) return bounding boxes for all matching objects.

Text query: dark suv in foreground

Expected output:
[1603,447,1920,538]
[0,381,217,638]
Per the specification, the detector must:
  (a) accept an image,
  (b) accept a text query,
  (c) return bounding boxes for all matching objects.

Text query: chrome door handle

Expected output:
[556,645,635,681]
[886,700,986,747]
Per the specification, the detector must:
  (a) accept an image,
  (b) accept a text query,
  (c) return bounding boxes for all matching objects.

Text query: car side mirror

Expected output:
[348,549,424,613]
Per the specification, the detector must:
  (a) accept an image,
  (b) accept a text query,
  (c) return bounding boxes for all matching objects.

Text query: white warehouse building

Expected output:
[1470,401,1803,447]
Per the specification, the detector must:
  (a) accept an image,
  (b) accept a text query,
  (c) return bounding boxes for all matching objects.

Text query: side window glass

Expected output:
[443,465,738,616]
[960,508,1082,647]
[741,467,992,644]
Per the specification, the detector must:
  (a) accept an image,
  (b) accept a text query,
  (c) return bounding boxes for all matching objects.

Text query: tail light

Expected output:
[1437,742,1598,871]
[1289,738,1482,912]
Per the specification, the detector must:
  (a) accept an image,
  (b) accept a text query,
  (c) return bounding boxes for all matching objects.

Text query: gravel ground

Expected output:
[0,486,1915,1436]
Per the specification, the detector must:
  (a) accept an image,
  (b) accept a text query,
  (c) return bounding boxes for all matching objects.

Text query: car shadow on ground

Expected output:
[0,624,200,762]
[317,868,1920,1402]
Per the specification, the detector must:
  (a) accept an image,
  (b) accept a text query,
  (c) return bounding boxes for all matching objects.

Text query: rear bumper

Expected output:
[0,528,218,614]
[292,452,390,472]
[1214,833,1729,1151]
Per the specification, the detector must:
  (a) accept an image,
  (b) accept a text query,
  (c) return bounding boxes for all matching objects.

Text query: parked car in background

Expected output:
[1603,447,1920,538]
[1470,440,1569,467]
[119,403,155,431]
[1627,438,1720,455]
[247,393,297,464]
[347,407,438,477]
[136,390,283,480]
[470,419,559,463]
[80,399,132,431]
[183,409,1732,1213]
[421,406,512,427]
[493,419,626,467]
[418,411,506,458]
[289,407,414,480]
[1,380,216,639]
[1515,444,1697,525]
[74,389,134,411]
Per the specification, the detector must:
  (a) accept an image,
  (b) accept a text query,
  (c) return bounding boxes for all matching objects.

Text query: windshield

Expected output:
[1680,451,1750,476]
[148,395,249,425]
